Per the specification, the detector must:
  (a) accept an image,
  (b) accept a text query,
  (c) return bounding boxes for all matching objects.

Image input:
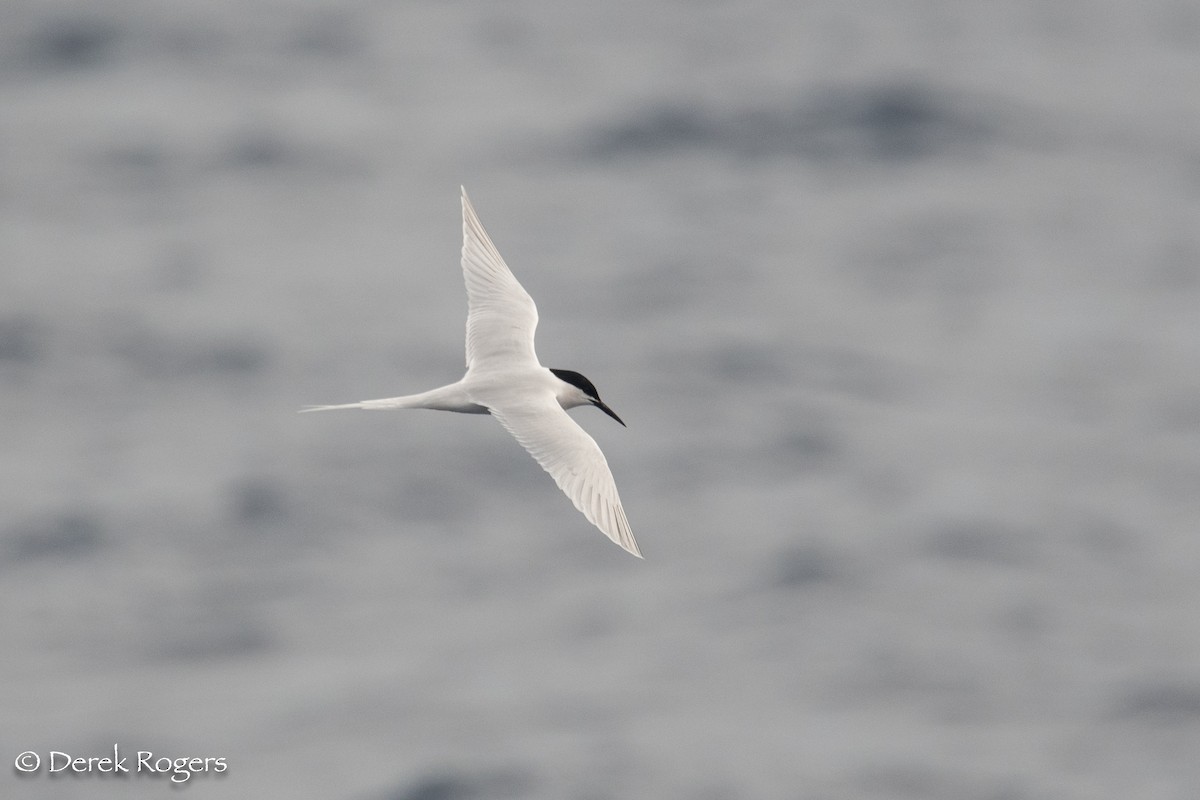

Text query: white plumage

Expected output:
[303,188,641,558]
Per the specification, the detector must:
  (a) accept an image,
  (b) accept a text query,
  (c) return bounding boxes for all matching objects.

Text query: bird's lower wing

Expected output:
[490,396,641,558]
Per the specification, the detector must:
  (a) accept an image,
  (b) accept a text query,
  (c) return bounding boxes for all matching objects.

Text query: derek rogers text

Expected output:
[20,744,227,784]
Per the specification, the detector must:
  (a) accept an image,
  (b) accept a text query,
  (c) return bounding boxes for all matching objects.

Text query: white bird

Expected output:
[302,188,641,558]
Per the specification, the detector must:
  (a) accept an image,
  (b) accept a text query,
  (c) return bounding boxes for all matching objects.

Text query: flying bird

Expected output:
[302,188,641,558]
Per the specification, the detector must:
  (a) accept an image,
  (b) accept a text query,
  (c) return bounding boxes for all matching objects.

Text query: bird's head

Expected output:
[550,368,625,426]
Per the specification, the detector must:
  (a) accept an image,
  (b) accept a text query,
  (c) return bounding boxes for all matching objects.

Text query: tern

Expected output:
[302,188,641,557]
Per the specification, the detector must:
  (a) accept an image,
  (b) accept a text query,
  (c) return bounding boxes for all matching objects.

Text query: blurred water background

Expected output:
[3,1,1200,798]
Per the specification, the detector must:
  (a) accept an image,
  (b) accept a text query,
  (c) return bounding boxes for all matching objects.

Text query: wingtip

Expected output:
[624,536,644,559]
[615,522,643,559]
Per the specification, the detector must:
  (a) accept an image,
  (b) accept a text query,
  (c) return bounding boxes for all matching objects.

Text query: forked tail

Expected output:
[298,396,429,413]
[299,401,382,413]
[299,382,488,414]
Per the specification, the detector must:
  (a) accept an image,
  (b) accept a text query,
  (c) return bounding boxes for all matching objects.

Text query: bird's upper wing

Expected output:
[460,187,539,370]
[489,393,641,558]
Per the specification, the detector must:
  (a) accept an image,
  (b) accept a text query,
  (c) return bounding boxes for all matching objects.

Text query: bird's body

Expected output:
[303,188,641,558]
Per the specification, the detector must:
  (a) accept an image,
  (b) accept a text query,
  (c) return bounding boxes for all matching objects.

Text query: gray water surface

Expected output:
[3,2,1200,798]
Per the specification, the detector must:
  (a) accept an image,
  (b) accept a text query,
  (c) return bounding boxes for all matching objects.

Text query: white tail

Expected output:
[299,381,489,414]
[299,398,406,413]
